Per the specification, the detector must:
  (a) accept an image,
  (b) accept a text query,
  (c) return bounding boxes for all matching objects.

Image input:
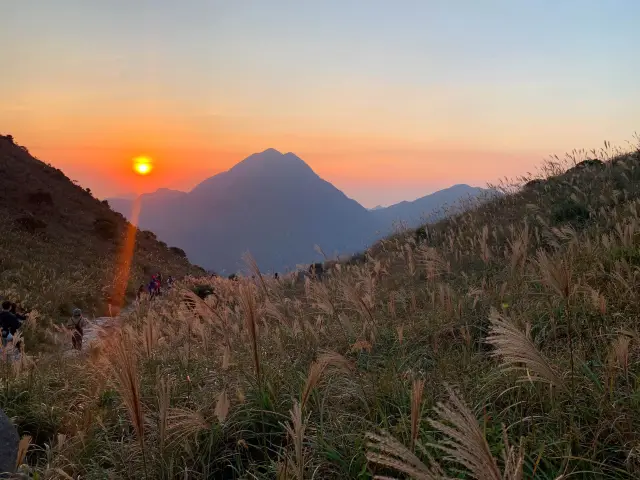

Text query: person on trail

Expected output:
[0,301,21,347]
[67,308,86,350]
[10,303,27,323]
[166,276,174,289]
[136,284,145,301]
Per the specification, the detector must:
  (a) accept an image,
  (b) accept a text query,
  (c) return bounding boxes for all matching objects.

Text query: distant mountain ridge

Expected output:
[108,149,492,272]
[370,183,491,229]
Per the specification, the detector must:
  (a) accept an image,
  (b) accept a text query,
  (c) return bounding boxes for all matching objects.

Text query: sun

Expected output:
[133,156,153,176]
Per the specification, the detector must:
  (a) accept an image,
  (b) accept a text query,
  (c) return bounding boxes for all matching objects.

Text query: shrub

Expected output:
[93,217,119,240]
[169,246,187,258]
[27,190,54,207]
[192,284,215,299]
[551,199,590,225]
[142,230,157,241]
[523,178,545,190]
[14,215,47,233]
[415,226,428,243]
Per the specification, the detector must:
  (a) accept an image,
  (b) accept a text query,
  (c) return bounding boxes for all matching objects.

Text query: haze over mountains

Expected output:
[108,149,492,273]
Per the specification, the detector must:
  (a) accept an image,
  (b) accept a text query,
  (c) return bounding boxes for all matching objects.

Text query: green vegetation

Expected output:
[3,138,640,479]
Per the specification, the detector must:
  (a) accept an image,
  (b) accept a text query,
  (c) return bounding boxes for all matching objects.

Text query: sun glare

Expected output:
[133,156,153,176]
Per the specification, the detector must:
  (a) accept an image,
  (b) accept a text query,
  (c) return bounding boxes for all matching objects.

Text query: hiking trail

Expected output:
[64,304,135,356]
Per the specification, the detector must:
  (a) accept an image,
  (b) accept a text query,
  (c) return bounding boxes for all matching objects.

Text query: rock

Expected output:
[0,408,19,475]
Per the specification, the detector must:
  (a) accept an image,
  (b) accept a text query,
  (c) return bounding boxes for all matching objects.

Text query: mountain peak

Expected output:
[260,147,283,155]
[228,148,316,177]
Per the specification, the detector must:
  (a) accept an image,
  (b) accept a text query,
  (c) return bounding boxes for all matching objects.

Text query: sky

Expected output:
[1,1,639,208]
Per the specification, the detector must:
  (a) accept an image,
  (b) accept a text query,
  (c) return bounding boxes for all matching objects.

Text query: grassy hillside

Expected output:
[4,138,640,479]
[0,134,204,323]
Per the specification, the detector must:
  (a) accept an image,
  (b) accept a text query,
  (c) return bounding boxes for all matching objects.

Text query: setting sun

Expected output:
[133,156,153,176]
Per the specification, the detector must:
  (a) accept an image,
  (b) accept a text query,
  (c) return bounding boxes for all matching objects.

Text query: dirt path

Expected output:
[63,305,134,356]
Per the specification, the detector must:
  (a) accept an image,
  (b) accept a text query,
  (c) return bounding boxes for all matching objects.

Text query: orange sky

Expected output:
[2,1,639,207]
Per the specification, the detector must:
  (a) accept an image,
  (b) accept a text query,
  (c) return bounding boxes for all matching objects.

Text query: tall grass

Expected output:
[2,141,640,478]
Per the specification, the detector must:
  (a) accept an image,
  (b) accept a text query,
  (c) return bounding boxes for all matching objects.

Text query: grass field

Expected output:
[3,137,640,479]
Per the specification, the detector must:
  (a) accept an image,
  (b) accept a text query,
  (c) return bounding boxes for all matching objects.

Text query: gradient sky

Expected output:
[2,1,639,207]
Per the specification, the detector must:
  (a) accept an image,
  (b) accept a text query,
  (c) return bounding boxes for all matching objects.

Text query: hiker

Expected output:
[308,263,324,280]
[9,303,26,351]
[148,280,156,299]
[0,301,21,347]
[67,308,86,350]
[166,276,174,289]
[136,284,145,301]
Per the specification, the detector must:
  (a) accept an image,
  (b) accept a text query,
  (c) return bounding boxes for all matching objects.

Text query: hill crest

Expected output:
[0,134,204,319]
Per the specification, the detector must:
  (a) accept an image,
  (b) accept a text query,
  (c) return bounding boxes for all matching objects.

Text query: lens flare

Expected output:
[133,156,153,175]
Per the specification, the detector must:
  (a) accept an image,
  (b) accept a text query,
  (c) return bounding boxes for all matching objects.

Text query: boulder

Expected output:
[0,408,19,474]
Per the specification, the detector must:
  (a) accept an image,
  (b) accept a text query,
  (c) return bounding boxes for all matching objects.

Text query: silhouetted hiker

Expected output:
[136,284,145,301]
[9,302,27,324]
[308,263,324,280]
[0,301,20,347]
[167,276,174,289]
[67,308,86,350]
[274,272,279,280]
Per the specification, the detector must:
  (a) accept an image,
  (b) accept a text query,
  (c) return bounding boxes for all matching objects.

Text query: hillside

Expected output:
[109,149,489,273]
[5,140,640,478]
[0,134,204,320]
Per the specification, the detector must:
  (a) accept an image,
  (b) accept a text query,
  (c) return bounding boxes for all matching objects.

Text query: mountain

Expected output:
[370,184,493,229]
[109,149,378,273]
[109,149,491,273]
[0,134,204,319]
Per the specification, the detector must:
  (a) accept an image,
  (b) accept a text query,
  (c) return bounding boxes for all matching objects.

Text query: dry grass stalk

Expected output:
[300,351,351,410]
[15,434,32,470]
[341,281,376,329]
[366,430,444,479]
[107,330,146,446]
[486,309,563,388]
[215,388,230,424]
[610,335,631,374]
[587,286,607,315]
[156,375,172,452]
[242,252,268,297]
[506,222,530,275]
[166,407,210,447]
[238,283,261,384]
[501,425,525,480]
[141,313,161,358]
[428,385,502,480]
[307,282,335,317]
[416,246,449,281]
[411,379,425,451]
[284,400,308,480]
[535,250,575,302]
